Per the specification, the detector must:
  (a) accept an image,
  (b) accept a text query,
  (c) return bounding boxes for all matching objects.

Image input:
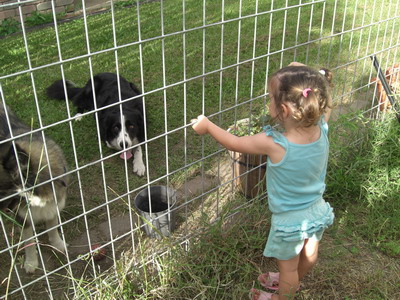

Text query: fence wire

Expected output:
[0,0,399,299]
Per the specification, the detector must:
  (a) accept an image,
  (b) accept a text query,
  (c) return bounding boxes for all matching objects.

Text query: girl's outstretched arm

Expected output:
[191,115,276,156]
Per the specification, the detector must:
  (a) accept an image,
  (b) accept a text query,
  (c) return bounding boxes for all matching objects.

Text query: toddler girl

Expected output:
[191,63,335,300]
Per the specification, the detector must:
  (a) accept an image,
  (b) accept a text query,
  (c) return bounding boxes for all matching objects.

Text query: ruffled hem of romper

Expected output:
[273,205,334,242]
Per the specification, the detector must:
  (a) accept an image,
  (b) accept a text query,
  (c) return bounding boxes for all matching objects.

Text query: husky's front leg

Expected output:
[22,225,38,273]
[46,217,68,253]
[133,145,146,176]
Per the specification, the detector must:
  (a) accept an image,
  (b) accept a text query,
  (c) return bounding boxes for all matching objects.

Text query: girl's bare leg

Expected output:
[298,238,319,280]
[271,254,300,300]
[266,239,320,299]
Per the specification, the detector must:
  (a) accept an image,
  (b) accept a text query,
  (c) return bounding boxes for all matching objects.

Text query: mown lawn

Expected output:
[0,0,399,299]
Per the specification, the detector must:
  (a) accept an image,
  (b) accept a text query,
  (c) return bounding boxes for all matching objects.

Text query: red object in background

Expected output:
[90,244,106,261]
[371,64,400,111]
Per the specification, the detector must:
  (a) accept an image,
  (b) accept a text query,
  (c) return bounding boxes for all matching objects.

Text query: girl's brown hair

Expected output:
[269,66,333,127]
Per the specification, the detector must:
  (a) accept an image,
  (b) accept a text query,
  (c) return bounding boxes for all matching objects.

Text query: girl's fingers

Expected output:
[191,115,208,135]
[191,115,206,126]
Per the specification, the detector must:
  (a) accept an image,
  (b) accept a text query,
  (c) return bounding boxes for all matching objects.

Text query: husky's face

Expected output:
[0,141,68,211]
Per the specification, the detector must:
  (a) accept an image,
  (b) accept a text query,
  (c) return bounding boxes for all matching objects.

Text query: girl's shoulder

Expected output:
[263,125,287,148]
[262,125,288,163]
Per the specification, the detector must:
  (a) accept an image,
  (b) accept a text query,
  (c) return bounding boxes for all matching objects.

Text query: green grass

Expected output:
[70,116,400,299]
[70,112,400,300]
[327,112,400,257]
[0,0,399,299]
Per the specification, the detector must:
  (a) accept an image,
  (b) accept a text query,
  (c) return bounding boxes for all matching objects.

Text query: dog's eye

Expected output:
[113,126,120,133]
[128,125,135,130]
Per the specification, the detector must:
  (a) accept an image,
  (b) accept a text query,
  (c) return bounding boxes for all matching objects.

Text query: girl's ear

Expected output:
[281,103,291,118]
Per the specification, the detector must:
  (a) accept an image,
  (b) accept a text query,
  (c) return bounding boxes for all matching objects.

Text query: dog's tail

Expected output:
[46,79,82,101]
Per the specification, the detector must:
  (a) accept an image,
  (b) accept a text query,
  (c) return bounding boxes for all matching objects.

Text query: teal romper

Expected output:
[263,118,334,260]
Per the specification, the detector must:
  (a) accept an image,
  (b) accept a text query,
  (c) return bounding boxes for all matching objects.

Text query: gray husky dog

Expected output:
[0,103,69,273]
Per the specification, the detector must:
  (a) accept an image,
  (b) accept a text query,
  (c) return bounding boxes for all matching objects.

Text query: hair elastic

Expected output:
[302,88,312,98]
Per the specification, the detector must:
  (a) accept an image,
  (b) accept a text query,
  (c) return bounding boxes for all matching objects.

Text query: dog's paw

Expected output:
[74,113,83,121]
[24,257,39,273]
[133,161,146,176]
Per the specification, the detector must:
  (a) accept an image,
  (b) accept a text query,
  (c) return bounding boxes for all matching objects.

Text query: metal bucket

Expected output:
[134,186,177,239]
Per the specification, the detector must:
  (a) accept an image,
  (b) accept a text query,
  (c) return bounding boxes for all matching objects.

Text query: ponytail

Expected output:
[270,66,333,127]
[292,87,321,127]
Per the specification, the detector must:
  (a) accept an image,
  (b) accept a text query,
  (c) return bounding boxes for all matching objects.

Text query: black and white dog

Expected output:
[0,103,69,273]
[47,73,146,176]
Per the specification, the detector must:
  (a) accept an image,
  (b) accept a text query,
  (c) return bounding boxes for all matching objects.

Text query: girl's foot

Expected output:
[249,288,274,300]
[257,272,279,291]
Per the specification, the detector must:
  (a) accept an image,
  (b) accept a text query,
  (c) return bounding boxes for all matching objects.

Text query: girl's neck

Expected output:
[282,120,321,144]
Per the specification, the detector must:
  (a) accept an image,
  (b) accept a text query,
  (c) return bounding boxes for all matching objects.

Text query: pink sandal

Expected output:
[257,272,279,291]
[249,288,274,300]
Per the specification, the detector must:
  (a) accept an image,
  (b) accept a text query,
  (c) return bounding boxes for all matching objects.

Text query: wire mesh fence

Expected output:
[0,0,399,299]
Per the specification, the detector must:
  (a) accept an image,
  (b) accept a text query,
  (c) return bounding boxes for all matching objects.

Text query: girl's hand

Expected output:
[191,115,209,135]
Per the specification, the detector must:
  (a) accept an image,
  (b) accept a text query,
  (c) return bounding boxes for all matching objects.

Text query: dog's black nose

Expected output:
[120,141,128,149]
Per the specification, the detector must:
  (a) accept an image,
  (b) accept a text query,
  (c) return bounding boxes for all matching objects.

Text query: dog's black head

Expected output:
[102,105,144,151]
[89,74,145,152]
[53,72,146,153]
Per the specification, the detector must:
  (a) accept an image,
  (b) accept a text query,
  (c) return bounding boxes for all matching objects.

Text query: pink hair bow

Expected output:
[302,88,312,98]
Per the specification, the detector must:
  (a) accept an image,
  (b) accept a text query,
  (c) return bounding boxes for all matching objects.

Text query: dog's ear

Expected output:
[99,111,117,142]
[129,82,142,96]
[0,141,12,160]
[131,93,144,115]
[1,142,29,178]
